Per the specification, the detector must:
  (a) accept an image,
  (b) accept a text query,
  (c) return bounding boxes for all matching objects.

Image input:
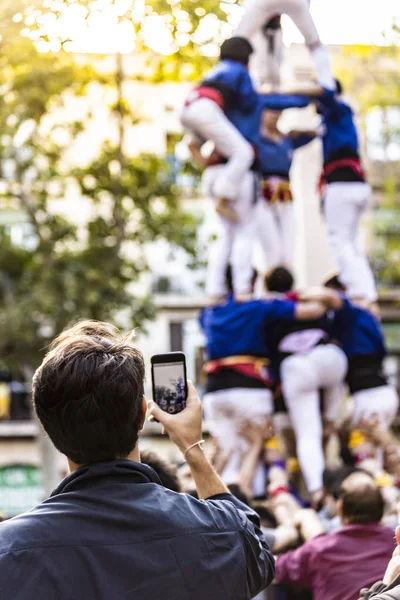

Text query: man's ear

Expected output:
[139,396,147,431]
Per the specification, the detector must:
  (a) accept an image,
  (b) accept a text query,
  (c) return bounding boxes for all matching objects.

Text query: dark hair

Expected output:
[335,78,343,95]
[220,37,253,66]
[141,450,181,493]
[227,483,250,506]
[252,503,278,528]
[33,320,145,465]
[323,272,346,292]
[264,266,294,293]
[323,466,359,499]
[338,474,384,524]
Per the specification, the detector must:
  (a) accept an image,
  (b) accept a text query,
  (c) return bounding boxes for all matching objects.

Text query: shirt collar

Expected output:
[51,459,162,497]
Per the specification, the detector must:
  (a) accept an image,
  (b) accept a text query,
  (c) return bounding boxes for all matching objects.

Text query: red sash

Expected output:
[318,158,365,195]
[185,86,224,110]
[204,356,272,387]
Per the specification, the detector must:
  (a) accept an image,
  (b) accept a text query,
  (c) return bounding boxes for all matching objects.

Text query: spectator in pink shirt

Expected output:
[275,472,395,600]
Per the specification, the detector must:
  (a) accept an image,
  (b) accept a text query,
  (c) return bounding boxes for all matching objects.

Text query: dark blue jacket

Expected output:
[0,460,275,599]
[203,60,310,145]
[259,133,315,179]
[318,89,360,162]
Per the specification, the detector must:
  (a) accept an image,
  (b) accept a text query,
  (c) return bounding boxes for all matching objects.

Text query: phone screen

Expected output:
[152,360,187,414]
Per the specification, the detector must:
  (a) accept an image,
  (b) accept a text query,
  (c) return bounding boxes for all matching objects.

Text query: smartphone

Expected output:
[151,352,188,415]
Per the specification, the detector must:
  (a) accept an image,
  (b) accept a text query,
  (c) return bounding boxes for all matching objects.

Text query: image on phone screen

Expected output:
[153,360,187,414]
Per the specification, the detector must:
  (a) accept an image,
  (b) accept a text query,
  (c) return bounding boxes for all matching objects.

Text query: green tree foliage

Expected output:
[23,0,237,81]
[0,1,198,371]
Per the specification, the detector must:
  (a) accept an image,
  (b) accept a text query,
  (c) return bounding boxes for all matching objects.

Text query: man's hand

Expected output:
[148,381,202,456]
[383,527,400,585]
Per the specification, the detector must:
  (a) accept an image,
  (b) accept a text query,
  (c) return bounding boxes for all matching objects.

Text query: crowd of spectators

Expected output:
[0,319,399,600]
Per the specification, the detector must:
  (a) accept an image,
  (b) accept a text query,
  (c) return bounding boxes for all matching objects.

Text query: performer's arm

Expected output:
[294,301,327,320]
[260,93,310,111]
[299,288,344,310]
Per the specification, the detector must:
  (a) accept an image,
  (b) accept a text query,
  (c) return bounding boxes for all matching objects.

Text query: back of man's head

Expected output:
[33,320,145,465]
[264,266,294,294]
[220,37,253,66]
[338,472,384,524]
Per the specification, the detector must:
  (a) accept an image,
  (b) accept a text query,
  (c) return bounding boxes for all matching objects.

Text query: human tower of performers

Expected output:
[179,0,399,503]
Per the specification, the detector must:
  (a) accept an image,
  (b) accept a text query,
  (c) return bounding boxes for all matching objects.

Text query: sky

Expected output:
[286,0,399,45]
[25,0,400,55]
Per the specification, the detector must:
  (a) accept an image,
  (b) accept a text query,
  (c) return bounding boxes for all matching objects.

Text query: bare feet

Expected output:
[216,197,239,223]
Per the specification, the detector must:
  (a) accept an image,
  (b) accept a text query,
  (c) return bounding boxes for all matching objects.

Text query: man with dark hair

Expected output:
[276,471,395,600]
[0,320,275,599]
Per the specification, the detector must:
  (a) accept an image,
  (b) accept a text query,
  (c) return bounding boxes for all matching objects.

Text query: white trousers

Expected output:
[324,182,377,302]
[204,166,257,296]
[352,385,399,430]
[203,388,273,495]
[281,344,348,492]
[256,199,295,269]
[180,98,254,200]
[235,0,334,89]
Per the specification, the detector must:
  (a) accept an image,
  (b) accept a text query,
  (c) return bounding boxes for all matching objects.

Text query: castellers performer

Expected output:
[235,0,333,89]
[199,267,328,495]
[323,274,398,431]
[266,267,348,502]
[256,108,315,269]
[182,36,310,302]
[315,80,377,304]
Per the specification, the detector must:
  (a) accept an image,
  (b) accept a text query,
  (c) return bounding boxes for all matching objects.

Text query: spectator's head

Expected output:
[141,450,181,493]
[33,320,147,467]
[220,37,253,66]
[264,266,294,294]
[337,472,384,525]
[228,483,250,506]
[322,271,346,292]
[252,503,278,529]
[262,109,282,132]
[323,466,360,518]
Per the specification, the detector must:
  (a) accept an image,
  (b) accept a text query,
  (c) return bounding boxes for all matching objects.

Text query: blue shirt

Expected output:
[203,60,310,145]
[200,298,296,359]
[258,134,314,178]
[333,297,386,359]
[228,95,310,147]
[318,89,360,161]
[0,460,275,599]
